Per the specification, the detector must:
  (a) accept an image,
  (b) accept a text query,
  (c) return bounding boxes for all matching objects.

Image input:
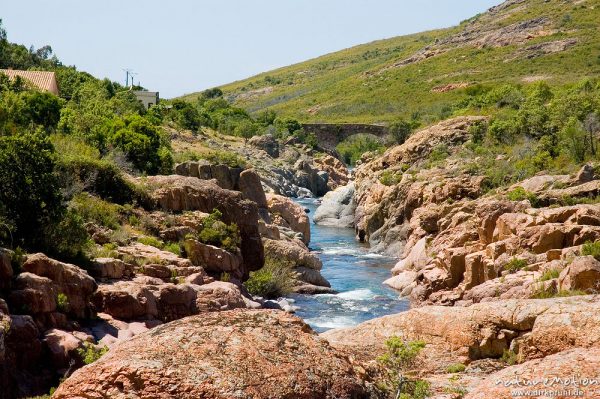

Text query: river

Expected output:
[289,198,409,333]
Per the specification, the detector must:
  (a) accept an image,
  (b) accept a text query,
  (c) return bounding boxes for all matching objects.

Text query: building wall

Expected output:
[133,91,159,109]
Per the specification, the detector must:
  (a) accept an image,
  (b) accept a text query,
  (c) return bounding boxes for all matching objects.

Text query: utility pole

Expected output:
[122,69,134,87]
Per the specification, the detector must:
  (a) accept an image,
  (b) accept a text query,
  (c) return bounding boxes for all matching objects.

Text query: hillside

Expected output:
[183,0,600,124]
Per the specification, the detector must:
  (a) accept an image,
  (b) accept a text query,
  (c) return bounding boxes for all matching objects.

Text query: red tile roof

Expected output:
[0,69,59,95]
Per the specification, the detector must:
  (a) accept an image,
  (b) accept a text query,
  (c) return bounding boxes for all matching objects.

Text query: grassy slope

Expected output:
[182,0,600,124]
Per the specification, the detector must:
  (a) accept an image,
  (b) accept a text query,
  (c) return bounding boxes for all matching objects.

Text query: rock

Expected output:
[184,239,243,279]
[383,271,418,295]
[314,183,356,228]
[313,155,350,190]
[117,243,193,268]
[510,174,570,193]
[558,255,600,292]
[89,258,134,280]
[53,310,367,399]
[142,175,264,278]
[576,163,595,183]
[174,161,243,190]
[19,254,97,319]
[43,329,90,371]
[323,296,600,364]
[238,169,268,209]
[249,134,279,158]
[0,248,13,290]
[9,272,57,314]
[293,158,329,196]
[266,194,311,245]
[92,279,253,322]
[465,348,600,399]
[262,239,330,288]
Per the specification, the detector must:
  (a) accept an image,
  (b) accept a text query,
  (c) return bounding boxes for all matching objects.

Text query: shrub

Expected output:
[336,134,384,166]
[377,337,429,399]
[388,119,415,145]
[138,236,164,249]
[163,242,181,256]
[174,150,247,168]
[445,363,466,373]
[243,257,296,298]
[505,258,528,273]
[71,193,122,229]
[507,187,540,207]
[488,119,519,143]
[581,241,600,260]
[427,144,450,165]
[77,342,109,365]
[196,209,241,252]
[539,268,560,281]
[469,120,488,144]
[56,293,69,313]
[501,349,518,366]
[379,170,403,186]
[43,207,91,262]
[0,131,63,247]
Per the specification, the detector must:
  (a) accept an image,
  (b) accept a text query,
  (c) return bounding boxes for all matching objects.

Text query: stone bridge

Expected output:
[301,123,388,151]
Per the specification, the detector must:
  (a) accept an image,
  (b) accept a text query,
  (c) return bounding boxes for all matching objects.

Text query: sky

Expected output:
[2,0,502,98]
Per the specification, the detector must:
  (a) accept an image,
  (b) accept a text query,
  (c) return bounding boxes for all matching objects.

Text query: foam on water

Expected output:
[289,198,410,333]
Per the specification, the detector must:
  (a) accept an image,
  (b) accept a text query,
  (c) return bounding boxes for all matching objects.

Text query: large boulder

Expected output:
[184,239,244,279]
[558,255,600,292]
[249,134,279,158]
[142,175,264,278]
[293,158,329,196]
[174,160,243,190]
[238,169,269,209]
[19,254,97,319]
[323,296,600,364]
[465,348,600,399]
[314,183,356,228]
[0,248,13,290]
[91,278,252,322]
[266,193,311,245]
[52,310,368,399]
[313,154,350,190]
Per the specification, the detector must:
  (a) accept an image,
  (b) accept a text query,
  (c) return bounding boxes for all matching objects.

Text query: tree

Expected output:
[0,131,63,246]
[584,113,599,156]
[21,91,62,129]
[559,117,587,163]
[235,120,258,143]
[389,119,414,145]
[377,337,429,399]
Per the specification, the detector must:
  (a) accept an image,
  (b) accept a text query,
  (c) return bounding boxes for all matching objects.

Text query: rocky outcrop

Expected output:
[142,175,264,278]
[184,239,244,279]
[53,310,368,399]
[294,158,329,197]
[91,278,253,322]
[9,253,97,321]
[262,239,332,291]
[249,134,279,158]
[266,193,311,245]
[314,183,356,228]
[0,248,12,290]
[465,348,600,399]
[174,160,243,190]
[323,296,600,366]
[314,154,351,190]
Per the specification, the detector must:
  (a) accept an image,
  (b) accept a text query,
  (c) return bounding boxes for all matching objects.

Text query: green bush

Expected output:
[138,236,163,249]
[77,342,109,365]
[469,120,488,144]
[379,170,403,186]
[336,134,384,166]
[505,258,528,273]
[56,293,69,313]
[507,187,541,207]
[193,209,241,252]
[446,363,466,373]
[539,268,561,281]
[243,257,296,299]
[501,349,518,366]
[0,131,63,247]
[388,119,416,145]
[43,207,91,262]
[581,241,600,261]
[71,193,122,229]
[163,242,182,256]
[377,337,429,399]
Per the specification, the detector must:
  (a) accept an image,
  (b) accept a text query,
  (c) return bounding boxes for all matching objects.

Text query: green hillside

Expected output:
[183,0,600,124]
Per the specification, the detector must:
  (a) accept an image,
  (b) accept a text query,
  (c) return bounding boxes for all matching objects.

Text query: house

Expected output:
[133,90,159,109]
[0,69,59,95]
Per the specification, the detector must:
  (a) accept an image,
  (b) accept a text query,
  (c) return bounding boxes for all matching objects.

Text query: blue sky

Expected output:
[3,0,501,98]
